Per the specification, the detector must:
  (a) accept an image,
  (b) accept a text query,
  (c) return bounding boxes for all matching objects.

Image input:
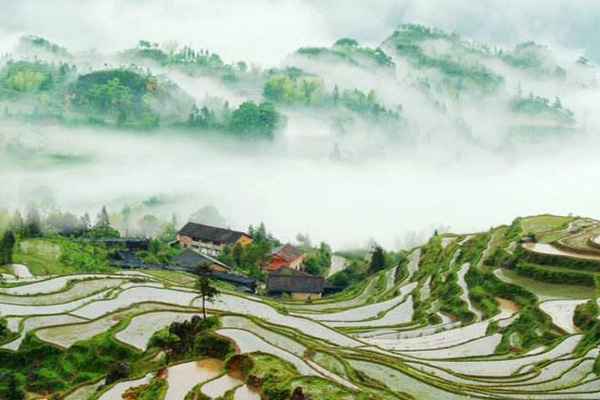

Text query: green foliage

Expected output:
[263,74,328,105]
[0,61,60,97]
[225,354,254,379]
[303,242,332,276]
[457,232,491,265]
[573,299,600,331]
[0,230,16,265]
[369,246,386,274]
[514,262,595,286]
[296,39,394,68]
[501,42,566,78]
[123,41,244,83]
[518,246,600,274]
[328,258,367,287]
[249,354,297,400]
[123,376,168,400]
[72,69,160,129]
[506,217,523,241]
[184,383,211,400]
[262,69,401,128]
[196,265,219,317]
[0,325,143,395]
[0,316,9,342]
[594,353,600,375]
[510,93,574,124]
[229,101,284,140]
[436,271,476,323]
[149,316,231,361]
[219,223,274,280]
[3,374,25,400]
[19,35,71,57]
[388,24,504,94]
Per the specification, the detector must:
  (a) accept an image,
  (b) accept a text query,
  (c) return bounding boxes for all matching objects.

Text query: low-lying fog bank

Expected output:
[1,124,599,249]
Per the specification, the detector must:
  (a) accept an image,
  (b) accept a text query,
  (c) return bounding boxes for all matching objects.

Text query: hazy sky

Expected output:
[0,0,598,65]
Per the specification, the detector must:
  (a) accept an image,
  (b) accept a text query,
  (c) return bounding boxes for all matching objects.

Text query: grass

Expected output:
[123,375,168,400]
[495,268,595,300]
[140,269,197,287]
[13,238,114,276]
[560,225,600,251]
[521,215,575,235]
[293,376,359,400]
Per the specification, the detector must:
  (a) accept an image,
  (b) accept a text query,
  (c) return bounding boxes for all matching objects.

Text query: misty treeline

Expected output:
[1,22,589,149]
[0,202,337,280]
[0,205,119,240]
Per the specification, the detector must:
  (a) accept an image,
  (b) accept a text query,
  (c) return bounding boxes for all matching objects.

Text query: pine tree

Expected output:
[95,206,110,230]
[369,245,386,274]
[0,230,16,265]
[24,207,42,237]
[79,212,91,234]
[332,85,340,104]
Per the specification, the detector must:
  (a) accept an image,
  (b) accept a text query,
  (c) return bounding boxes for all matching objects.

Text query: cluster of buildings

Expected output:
[175,222,326,300]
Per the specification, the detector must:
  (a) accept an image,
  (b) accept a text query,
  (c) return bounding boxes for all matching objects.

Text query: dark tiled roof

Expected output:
[212,270,255,286]
[271,266,311,276]
[267,268,324,294]
[172,250,231,270]
[88,237,150,250]
[178,222,248,245]
[271,244,303,262]
[114,250,141,264]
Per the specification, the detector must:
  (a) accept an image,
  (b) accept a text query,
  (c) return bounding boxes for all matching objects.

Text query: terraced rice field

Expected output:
[523,242,600,262]
[4,217,600,400]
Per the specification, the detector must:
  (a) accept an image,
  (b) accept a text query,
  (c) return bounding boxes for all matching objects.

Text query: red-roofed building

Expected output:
[266,244,304,272]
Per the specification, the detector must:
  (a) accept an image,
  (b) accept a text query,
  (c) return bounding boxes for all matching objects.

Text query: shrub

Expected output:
[574,300,600,331]
[194,334,233,360]
[226,354,255,379]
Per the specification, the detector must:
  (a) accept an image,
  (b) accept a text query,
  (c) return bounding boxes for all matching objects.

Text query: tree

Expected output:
[24,206,42,237]
[10,211,23,234]
[189,205,227,228]
[229,101,283,140]
[122,205,132,236]
[79,212,91,234]
[0,230,16,266]
[149,329,180,364]
[369,245,386,273]
[0,316,8,339]
[138,214,160,237]
[95,206,110,230]
[195,265,219,318]
[332,85,340,104]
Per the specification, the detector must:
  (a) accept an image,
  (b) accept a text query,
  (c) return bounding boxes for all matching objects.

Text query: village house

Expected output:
[266,266,324,301]
[267,244,304,272]
[177,222,252,256]
[172,249,231,272]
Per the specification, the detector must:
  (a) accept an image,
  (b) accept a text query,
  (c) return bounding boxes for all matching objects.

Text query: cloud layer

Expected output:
[1,0,599,65]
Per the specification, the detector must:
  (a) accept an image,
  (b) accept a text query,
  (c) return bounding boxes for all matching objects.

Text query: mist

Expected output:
[2,123,600,250]
[1,1,600,250]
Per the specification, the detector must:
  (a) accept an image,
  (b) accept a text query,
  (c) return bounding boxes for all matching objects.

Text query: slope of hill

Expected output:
[2,214,600,400]
[0,24,597,153]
